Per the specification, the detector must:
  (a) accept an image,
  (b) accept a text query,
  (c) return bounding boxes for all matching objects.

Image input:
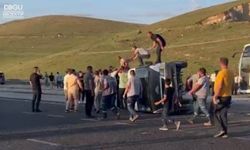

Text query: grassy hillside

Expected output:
[0,15,141,35]
[149,0,250,28]
[1,0,250,79]
[0,15,142,79]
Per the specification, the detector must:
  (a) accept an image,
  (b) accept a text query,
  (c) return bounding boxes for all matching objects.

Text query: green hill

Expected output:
[1,0,250,79]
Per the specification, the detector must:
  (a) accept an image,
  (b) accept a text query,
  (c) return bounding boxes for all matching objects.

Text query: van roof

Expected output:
[244,44,250,49]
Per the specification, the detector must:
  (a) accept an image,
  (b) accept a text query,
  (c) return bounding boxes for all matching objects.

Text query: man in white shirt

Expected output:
[101,69,120,119]
[123,70,143,122]
[189,68,211,126]
[130,46,150,66]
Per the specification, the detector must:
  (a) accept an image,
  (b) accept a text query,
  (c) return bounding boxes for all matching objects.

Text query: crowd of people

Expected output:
[44,72,64,89]
[29,31,235,138]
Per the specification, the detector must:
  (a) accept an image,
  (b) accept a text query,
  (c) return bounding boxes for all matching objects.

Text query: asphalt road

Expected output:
[0,97,250,150]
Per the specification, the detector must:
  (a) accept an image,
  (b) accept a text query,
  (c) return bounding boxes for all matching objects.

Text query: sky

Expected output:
[0,0,234,24]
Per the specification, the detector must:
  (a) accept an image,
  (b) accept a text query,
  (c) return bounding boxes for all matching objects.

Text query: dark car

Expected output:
[0,72,5,84]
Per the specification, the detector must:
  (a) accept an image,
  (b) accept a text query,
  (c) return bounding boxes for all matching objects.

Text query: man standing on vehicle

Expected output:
[147,31,166,64]
[213,57,234,138]
[29,66,43,112]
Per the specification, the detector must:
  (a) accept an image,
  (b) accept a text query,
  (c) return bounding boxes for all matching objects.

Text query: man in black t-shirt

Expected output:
[148,31,166,64]
[49,72,55,89]
[154,78,180,131]
[29,67,43,112]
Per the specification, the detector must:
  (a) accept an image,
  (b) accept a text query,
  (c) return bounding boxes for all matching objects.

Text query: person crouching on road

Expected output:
[154,78,181,131]
[188,68,212,126]
[123,70,142,122]
[65,69,83,112]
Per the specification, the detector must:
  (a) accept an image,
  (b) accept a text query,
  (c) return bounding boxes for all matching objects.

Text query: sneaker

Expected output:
[221,134,229,138]
[65,110,70,113]
[131,114,139,122]
[175,121,181,131]
[204,121,212,127]
[187,119,194,124]
[129,117,133,122]
[159,126,169,131]
[214,131,225,138]
[116,112,120,120]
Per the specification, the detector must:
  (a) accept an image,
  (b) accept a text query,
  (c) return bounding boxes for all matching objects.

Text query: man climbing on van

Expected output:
[147,31,166,64]
[130,46,150,66]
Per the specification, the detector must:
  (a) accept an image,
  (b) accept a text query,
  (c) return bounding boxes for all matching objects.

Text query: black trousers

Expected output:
[32,90,42,111]
[209,101,215,125]
[81,90,86,102]
[215,96,231,134]
[155,46,162,64]
[233,84,238,95]
[85,90,94,117]
[118,88,127,109]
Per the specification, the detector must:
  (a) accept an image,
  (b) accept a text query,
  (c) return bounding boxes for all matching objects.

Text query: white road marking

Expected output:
[235,136,250,141]
[81,118,98,122]
[0,97,65,105]
[230,119,250,124]
[47,114,65,118]
[114,122,130,125]
[141,132,150,135]
[27,138,60,147]
[22,112,38,115]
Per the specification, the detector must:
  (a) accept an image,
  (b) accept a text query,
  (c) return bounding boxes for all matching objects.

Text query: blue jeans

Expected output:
[32,90,41,111]
[193,98,210,120]
[102,95,118,117]
[127,95,139,117]
[192,96,199,116]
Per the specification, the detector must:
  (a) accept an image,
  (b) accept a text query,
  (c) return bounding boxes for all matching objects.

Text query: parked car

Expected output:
[0,72,5,84]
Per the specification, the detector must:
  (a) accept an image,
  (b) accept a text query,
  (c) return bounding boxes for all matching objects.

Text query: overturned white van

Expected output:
[134,61,192,114]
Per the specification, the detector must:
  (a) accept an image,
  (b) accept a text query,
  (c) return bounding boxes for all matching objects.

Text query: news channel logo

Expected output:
[2,3,24,19]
